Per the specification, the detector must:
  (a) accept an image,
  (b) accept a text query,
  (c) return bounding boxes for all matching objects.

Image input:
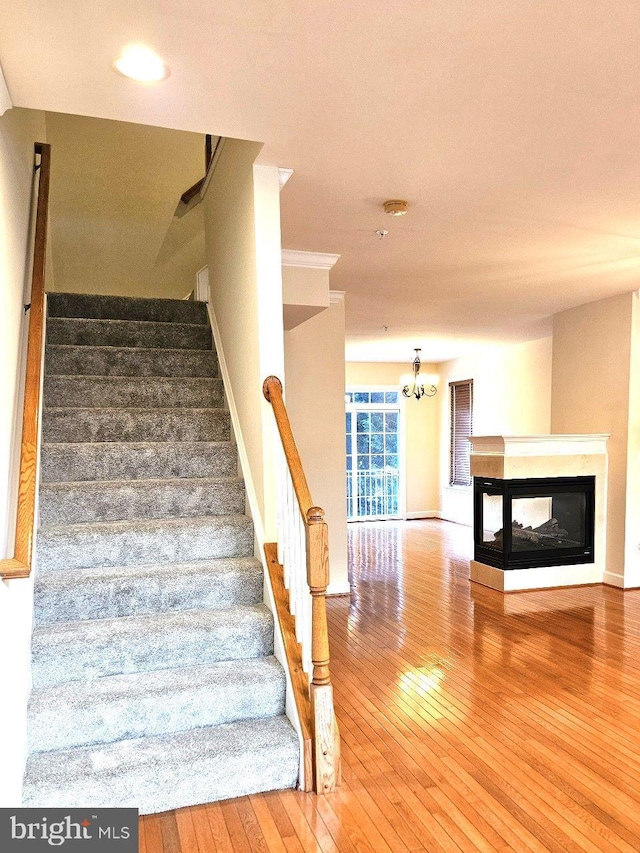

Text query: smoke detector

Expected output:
[383,199,408,216]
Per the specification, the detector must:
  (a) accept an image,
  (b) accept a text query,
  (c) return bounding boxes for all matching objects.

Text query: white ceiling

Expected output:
[3,1,640,361]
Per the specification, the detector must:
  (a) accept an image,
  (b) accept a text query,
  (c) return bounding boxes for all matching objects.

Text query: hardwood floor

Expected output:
[141,519,640,852]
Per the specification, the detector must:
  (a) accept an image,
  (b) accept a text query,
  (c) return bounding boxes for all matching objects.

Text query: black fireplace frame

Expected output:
[473,475,596,571]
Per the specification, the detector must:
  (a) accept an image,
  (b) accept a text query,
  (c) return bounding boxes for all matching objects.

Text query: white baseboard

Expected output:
[205,302,263,546]
[405,510,440,520]
[327,581,351,597]
[205,296,307,789]
[437,514,472,527]
[603,570,625,588]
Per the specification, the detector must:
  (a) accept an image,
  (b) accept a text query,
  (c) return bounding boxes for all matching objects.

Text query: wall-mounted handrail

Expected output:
[0,142,51,580]
[263,375,341,793]
[180,134,217,205]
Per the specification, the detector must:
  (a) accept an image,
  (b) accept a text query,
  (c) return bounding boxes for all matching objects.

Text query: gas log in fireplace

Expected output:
[473,476,595,571]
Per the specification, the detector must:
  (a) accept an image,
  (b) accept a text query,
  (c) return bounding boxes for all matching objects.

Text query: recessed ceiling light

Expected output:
[113,45,170,82]
[383,199,409,216]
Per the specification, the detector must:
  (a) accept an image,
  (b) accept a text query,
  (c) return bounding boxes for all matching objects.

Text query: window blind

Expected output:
[449,379,473,486]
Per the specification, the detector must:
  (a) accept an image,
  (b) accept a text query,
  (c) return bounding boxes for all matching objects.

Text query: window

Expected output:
[345,391,399,405]
[449,379,473,486]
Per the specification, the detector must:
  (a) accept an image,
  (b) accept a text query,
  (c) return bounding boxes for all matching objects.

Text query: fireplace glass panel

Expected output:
[482,493,502,549]
[510,493,586,551]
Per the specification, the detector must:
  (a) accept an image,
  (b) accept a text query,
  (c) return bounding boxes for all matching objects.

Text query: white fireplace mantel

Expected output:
[469,434,610,457]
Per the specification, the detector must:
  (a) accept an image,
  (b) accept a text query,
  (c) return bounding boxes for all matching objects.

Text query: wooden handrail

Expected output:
[262,376,313,518]
[180,176,205,206]
[180,134,216,205]
[205,133,213,171]
[0,142,51,580]
[263,375,341,793]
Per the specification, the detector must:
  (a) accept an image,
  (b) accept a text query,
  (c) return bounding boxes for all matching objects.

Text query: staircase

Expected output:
[23,293,299,814]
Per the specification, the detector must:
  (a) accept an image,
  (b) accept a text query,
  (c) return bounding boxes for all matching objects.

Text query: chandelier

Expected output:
[401,348,437,400]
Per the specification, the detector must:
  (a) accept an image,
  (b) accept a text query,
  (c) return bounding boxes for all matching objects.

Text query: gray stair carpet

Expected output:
[24,292,298,813]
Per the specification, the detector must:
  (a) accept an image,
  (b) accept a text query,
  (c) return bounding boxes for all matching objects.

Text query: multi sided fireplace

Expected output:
[473,476,595,571]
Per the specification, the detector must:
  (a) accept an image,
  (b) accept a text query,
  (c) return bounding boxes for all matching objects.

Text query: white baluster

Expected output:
[284,471,293,592]
[286,471,298,616]
[290,475,299,619]
[294,504,304,644]
[281,465,288,588]
[290,475,297,599]
[271,420,319,677]
[276,440,285,566]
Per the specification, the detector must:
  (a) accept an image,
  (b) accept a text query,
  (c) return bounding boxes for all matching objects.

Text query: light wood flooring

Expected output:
[140,519,640,852]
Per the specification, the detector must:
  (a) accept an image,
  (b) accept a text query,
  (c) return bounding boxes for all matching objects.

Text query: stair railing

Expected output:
[0,142,51,580]
[179,134,221,207]
[263,375,341,794]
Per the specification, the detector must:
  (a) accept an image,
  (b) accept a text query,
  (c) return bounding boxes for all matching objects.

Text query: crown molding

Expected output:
[329,290,345,304]
[0,64,12,117]
[281,249,341,270]
[278,168,294,189]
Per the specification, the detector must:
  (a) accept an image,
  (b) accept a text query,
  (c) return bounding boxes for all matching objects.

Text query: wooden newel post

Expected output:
[306,506,341,793]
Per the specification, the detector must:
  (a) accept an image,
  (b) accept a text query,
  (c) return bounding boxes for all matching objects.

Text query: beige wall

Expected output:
[438,337,553,525]
[0,106,46,806]
[345,361,440,516]
[203,139,285,540]
[624,292,640,586]
[285,297,349,593]
[551,292,637,586]
[282,265,329,329]
[45,112,205,299]
[252,161,287,538]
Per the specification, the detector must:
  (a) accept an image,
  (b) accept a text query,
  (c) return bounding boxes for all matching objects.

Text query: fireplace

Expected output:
[468,435,607,592]
[473,476,595,571]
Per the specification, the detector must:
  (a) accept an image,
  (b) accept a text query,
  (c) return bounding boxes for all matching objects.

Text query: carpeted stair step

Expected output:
[34,557,263,623]
[40,477,246,525]
[40,441,238,482]
[44,375,223,409]
[30,291,300,810]
[37,514,254,571]
[47,317,212,350]
[22,715,299,812]
[48,292,208,325]
[43,407,230,443]
[28,657,285,752]
[46,345,217,377]
[32,605,274,687]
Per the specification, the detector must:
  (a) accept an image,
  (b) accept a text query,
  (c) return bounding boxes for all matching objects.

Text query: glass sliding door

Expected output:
[346,390,403,520]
